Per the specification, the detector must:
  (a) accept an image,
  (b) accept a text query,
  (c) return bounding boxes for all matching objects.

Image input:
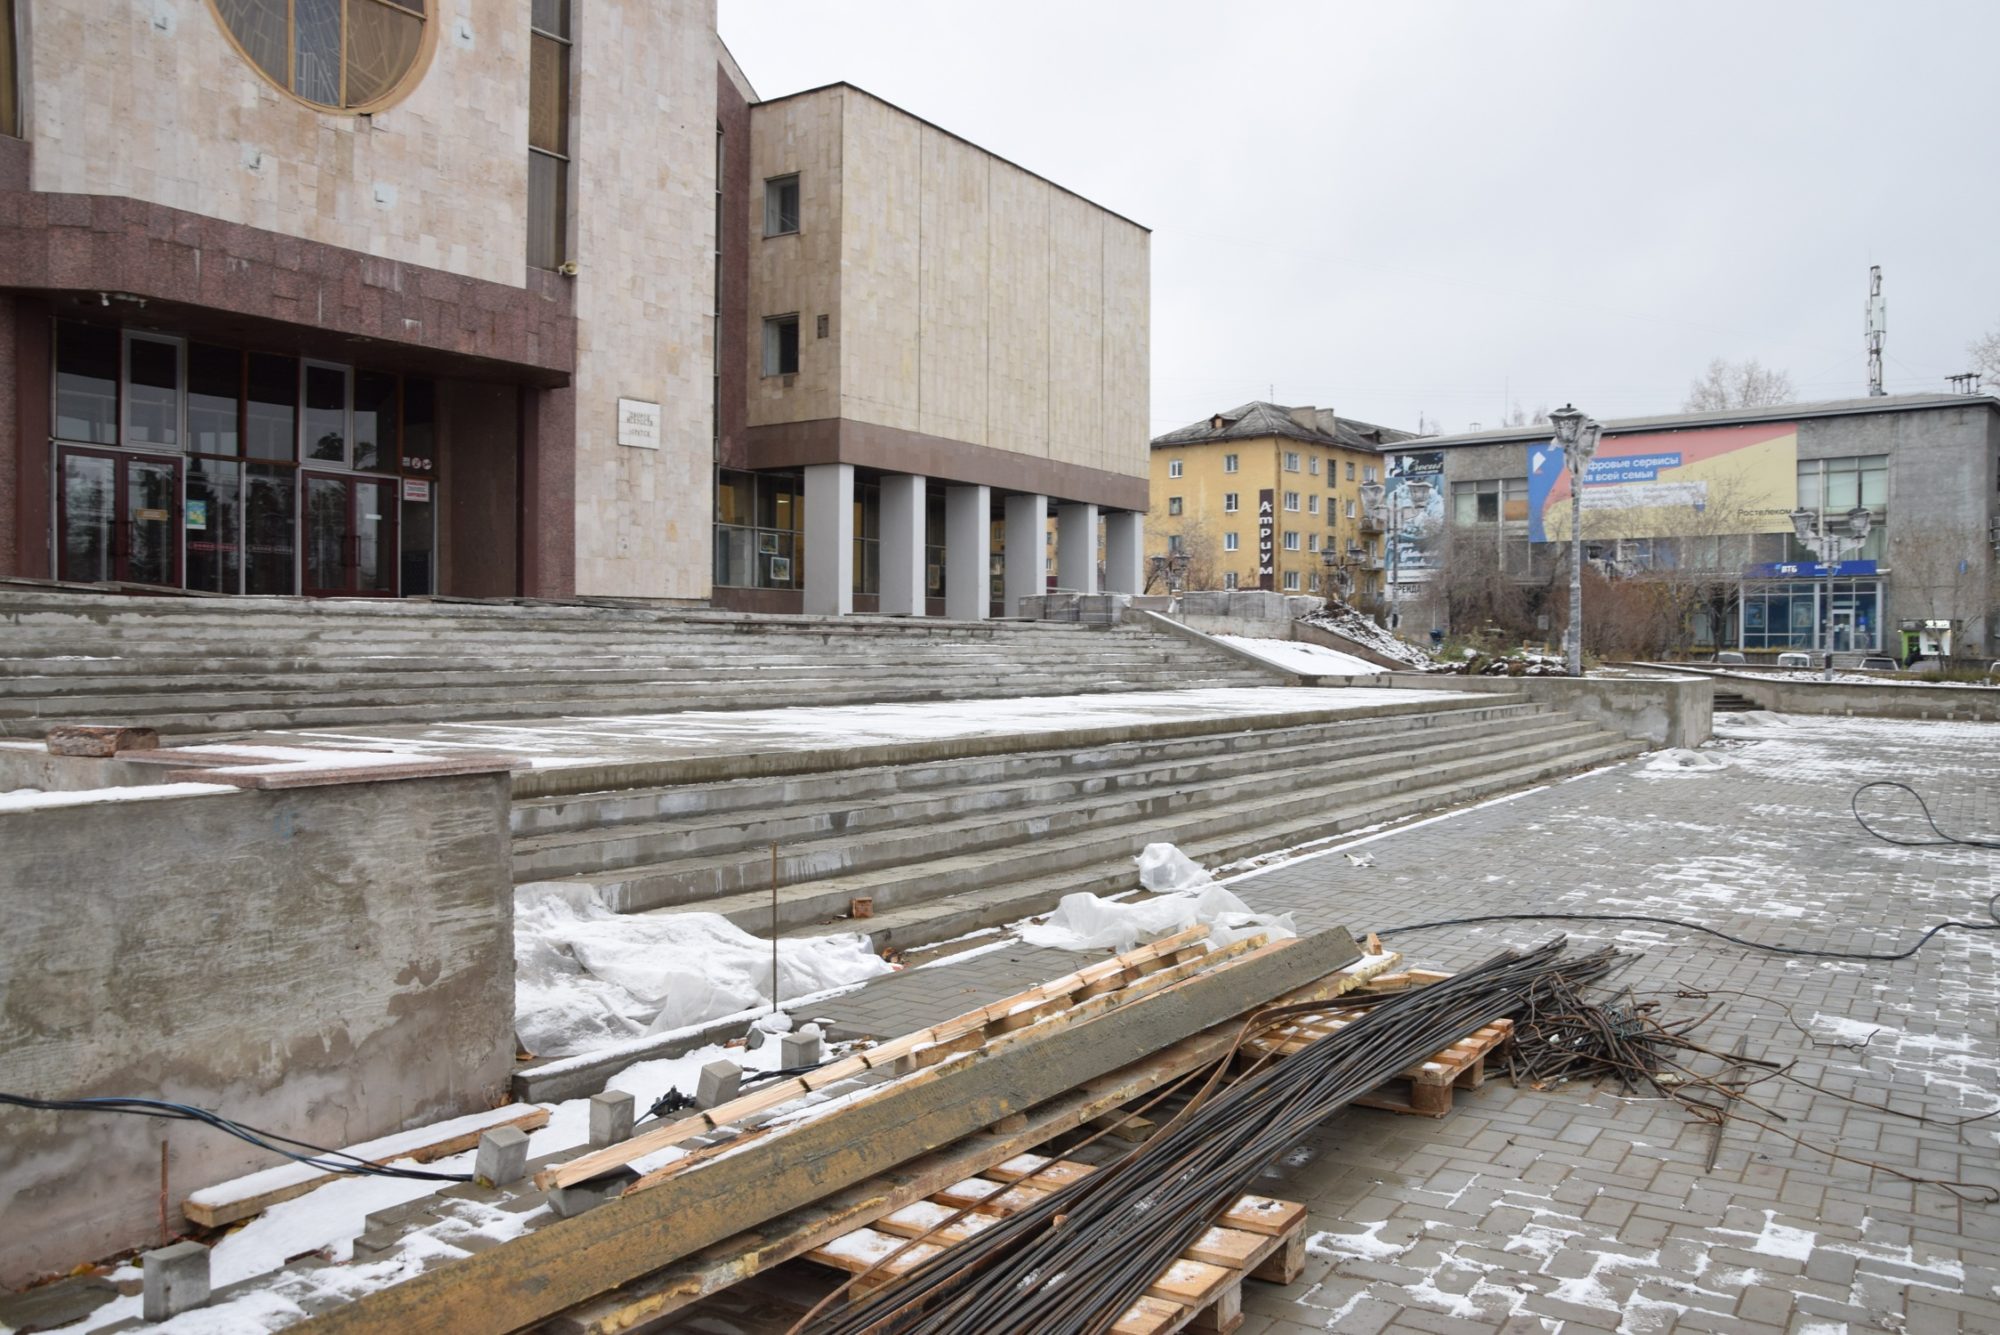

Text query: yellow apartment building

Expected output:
[1148,403,1413,601]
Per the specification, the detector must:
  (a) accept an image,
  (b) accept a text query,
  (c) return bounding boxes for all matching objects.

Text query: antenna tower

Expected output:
[1864,266,1886,397]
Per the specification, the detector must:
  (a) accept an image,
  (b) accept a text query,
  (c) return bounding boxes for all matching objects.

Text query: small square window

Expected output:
[1168,496,1183,516]
[762,315,800,375]
[1283,531,1300,551]
[1223,454,1239,473]
[1167,534,1184,555]
[1224,532,1239,551]
[1363,465,1378,483]
[765,175,800,237]
[1283,491,1300,512]
[1283,570,1300,591]
[1223,492,1239,513]
[1284,452,1300,472]
[1168,459,1183,478]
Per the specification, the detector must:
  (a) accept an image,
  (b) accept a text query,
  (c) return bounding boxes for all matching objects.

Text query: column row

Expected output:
[800,465,1143,618]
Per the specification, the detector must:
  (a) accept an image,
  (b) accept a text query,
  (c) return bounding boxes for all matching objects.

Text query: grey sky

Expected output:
[718,1,2000,437]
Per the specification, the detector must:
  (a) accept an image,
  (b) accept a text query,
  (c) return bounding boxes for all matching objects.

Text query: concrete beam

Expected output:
[803,463,854,616]
[944,485,990,621]
[1057,502,1100,593]
[878,474,926,616]
[1003,494,1047,617]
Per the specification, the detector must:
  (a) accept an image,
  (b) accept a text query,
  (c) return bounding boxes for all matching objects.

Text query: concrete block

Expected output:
[696,1060,741,1109]
[781,1029,822,1068]
[547,1167,640,1219]
[142,1241,210,1321]
[474,1124,530,1187]
[588,1090,635,1148]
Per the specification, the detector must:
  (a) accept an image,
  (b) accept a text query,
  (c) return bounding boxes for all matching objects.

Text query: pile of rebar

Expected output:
[796,938,1623,1335]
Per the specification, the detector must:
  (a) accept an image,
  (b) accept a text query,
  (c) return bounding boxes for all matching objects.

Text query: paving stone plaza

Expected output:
[811,712,2000,1335]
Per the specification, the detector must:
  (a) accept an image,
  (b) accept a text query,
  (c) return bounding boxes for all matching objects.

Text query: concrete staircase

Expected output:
[0,587,1278,736]
[513,693,1645,951]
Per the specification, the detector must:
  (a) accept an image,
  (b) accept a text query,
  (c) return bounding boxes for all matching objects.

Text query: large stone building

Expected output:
[1147,402,1412,599]
[0,2,1148,613]
[1413,393,2000,659]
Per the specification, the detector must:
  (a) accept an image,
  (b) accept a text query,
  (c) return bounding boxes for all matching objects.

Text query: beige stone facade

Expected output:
[747,85,1150,491]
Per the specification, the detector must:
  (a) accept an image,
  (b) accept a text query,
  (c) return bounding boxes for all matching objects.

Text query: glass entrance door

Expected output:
[302,472,397,596]
[57,447,181,587]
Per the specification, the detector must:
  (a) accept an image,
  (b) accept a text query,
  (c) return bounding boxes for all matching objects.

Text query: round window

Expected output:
[209,0,432,113]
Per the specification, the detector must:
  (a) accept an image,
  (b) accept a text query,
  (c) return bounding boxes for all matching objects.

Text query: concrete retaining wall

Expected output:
[1653,665,2000,722]
[1372,673,1713,749]
[0,770,515,1288]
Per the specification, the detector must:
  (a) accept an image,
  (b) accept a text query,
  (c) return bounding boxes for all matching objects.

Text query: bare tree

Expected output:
[1682,358,1796,412]
[1502,402,1550,428]
[1893,522,1986,657]
[1969,326,2000,389]
[1145,515,1223,593]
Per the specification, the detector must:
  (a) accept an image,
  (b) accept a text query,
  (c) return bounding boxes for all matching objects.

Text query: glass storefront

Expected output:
[49,320,439,597]
[1740,578,1882,653]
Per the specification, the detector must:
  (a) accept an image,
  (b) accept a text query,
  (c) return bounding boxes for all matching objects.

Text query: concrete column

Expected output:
[1104,511,1144,594]
[1003,493,1047,617]
[944,484,991,620]
[803,462,854,616]
[879,473,927,616]
[1057,502,1100,593]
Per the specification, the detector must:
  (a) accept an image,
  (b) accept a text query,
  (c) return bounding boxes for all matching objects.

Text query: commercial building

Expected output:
[1411,393,2000,658]
[1147,402,1412,598]
[0,2,1148,614]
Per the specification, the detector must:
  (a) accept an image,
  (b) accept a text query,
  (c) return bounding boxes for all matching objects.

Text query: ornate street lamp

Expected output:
[1548,403,1601,677]
[1789,504,1873,680]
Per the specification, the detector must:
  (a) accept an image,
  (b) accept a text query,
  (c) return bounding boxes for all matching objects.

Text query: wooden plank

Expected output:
[301,932,1353,1335]
[541,950,1399,1335]
[538,926,1218,1191]
[1219,1195,1307,1238]
[984,1155,1096,1188]
[1183,1226,1267,1270]
[1147,1257,1234,1306]
[182,1105,551,1229]
[1112,1295,1188,1335]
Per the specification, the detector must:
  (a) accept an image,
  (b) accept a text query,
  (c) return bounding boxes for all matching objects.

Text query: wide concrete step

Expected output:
[509,698,1547,837]
[572,725,1629,915]
[510,710,1590,880]
[723,732,1646,946]
[0,673,1280,738]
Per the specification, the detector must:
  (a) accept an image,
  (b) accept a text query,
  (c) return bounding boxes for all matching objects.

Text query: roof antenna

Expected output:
[1865,265,1886,397]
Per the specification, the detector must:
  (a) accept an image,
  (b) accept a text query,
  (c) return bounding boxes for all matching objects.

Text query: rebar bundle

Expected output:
[796,938,1623,1335]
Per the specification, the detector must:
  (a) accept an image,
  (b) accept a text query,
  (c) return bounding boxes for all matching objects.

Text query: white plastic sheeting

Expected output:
[1020,843,1298,953]
[514,882,894,1057]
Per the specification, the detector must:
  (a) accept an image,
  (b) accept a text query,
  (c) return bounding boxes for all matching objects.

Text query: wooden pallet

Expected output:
[1246,1002,1513,1119]
[804,1155,1306,1335]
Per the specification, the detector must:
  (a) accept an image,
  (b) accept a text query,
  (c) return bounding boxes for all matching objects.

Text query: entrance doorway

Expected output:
[56,448,181,587]
[302,472,398,596]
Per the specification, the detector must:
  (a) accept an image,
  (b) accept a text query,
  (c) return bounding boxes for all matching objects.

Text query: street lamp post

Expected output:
[1149,551,1190,598]
[1320,540,1365,600]
[1788,504,1873,681]
[1548,404,1602,677]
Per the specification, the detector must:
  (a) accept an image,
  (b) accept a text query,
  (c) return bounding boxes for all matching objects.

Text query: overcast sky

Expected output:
[718,2,2000,438]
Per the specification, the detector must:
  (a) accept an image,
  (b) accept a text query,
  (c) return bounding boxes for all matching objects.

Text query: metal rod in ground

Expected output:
[1707,1036,1750,1172]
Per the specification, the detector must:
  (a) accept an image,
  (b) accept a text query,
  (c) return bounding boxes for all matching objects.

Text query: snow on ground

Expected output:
[1214,636,1385,676]
[1720,668,1999,690]
[0,781,239,813]
[513,883,893,1057]
[1296,602,1441,669]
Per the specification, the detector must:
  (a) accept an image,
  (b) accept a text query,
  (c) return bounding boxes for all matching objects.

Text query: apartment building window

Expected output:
[1284,452,1300,472]
[764,175,800,236]
[1309,456,1320,476]
[1345,499,1356,519]
[1168,459,1183,478]
[1224,532,1238,551]
[1307,495,1318,515]
[1223,454,1239,473]
[1346,461,1355,481]
[1793,455,1889,560]
[1283,531,1300,551]
[1363,465,1378,483]
[1166,496,1184,516]
[1223,571,1239,590]
[1223,492,1239,513]
[527,0,572,271]
[1283,491,1299,512]
[1283,571,1300,591]
[1167,534,1184,555]
[210,0,430,111]
[762,315,800,375]
[1307,533,1318,552]
[1309,572,1321,592]
[1451,479,1530,525]
[0,0,17,138]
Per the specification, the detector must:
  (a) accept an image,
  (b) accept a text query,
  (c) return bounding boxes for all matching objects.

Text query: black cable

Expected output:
[1378,781,1999,963]
[0,1093,472,1183]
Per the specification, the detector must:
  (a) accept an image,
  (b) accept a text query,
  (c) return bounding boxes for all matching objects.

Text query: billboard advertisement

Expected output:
[1384,450,1445,583]
[1526,422,1798,544]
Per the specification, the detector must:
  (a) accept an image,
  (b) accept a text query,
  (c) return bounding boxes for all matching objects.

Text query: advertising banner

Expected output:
[1257,489,1275,590]
[1384,450,1446,583]
[1527,422,1798,544]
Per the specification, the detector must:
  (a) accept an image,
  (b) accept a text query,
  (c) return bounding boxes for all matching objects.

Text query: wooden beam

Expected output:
[543,947,1398,1335]
[300,932,1357,1335]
